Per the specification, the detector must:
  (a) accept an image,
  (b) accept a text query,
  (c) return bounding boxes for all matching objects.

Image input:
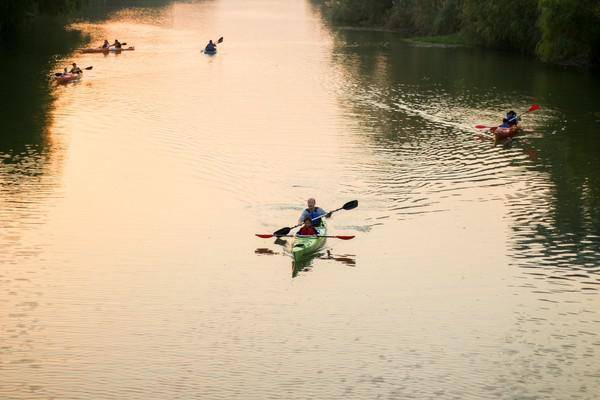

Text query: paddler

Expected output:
[298,198,330,227]
[506,110,519,127]
[69,63,82,74]
[297,218,319,236]
[502,110,520,128]
[205,40,216,53]
[101,39,110,49]
[112,39,122,49]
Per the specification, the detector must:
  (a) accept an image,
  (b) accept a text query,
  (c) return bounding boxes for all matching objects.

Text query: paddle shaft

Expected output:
[54,66,92,77]
[476,104,540,130]
[286,209,334,232]
[272,200,358,236]
[256,234,354,239]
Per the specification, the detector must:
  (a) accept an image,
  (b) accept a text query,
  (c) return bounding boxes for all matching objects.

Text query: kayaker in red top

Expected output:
[297,218,318,236]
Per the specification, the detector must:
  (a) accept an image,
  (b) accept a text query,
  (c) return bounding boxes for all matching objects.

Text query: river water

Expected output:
[1,1,600,399]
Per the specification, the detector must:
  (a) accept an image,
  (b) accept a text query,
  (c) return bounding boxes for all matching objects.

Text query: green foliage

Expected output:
[324,0,394,26]
[0,1,33,37]
[388,0,463,35]
[323,0,463,35]
[537,0,600,65]
[462,0,540,52]
[0,0,81,39]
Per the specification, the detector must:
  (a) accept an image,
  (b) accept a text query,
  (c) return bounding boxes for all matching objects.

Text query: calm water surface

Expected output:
[2,1,600,399]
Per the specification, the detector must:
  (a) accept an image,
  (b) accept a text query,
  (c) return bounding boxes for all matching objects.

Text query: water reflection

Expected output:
[255,241,356,278]
[0,17,85,266]
[327,26,600,293]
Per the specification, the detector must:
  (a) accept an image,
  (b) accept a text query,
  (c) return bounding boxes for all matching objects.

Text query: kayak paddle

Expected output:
[256,234,355,240]
[272,199,358,236]
[54,66,93,77]
[475,104,541,130]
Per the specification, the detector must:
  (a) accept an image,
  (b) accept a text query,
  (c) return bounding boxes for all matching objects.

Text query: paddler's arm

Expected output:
[320,208,332,219]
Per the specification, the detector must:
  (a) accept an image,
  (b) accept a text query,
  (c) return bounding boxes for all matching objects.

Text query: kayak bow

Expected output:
[290,220,327,263]
[491,125,521,141]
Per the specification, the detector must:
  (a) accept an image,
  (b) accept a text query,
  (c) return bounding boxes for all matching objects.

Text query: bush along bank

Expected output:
[318,0,600,67]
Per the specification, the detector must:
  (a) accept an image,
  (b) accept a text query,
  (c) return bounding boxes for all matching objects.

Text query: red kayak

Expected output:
[55,72,82,84]
[491,125,520,141]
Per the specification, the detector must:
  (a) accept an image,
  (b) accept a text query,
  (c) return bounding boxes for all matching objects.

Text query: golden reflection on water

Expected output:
[1,1,600,399]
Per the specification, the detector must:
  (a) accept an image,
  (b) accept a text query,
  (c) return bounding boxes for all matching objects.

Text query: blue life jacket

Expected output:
[306,208,325,226]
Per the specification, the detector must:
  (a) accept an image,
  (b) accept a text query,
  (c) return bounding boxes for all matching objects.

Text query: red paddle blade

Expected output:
[336,235,355,240]
[474,124,489,129]
[528,104,540,112]
[256,234,274,238]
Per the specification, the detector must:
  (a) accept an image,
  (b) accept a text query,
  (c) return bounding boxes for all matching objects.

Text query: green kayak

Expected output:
[290,220,327,263]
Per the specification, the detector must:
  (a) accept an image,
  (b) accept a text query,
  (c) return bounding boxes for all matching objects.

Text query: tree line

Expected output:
[320,0,600,66]
[1,0,81,38]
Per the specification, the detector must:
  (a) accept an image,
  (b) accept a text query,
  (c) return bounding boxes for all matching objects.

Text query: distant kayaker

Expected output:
[69,63,82,74]
[297,218,319,236]
[205,40,216,52]
[506,110,519,126]
[298,198,330,227]
[112,39,122,49]
[101,40,110,49]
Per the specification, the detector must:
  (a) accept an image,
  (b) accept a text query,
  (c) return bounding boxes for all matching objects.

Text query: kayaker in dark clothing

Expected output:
[506,110,519,126]
[499,118,510,129]
[297,218,319,236]
[205,40,216,52]
[298,198,330,227]
[101,40,110,49]
[69,63,82,74]
[112,39,122,49]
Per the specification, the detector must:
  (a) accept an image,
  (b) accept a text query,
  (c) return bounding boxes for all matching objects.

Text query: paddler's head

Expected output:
[307,198,316,210]
[303,217,313,227]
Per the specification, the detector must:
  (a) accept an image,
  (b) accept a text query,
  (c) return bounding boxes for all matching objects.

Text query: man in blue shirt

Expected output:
[298,198,330,227]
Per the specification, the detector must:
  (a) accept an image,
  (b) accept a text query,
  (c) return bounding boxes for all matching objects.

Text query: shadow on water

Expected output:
[255,239,356,278]
[0,1,178,262]
[327,27,600,290]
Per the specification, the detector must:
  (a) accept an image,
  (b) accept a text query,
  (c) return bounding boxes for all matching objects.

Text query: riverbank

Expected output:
[404,33,466,48]
[314,0,599,68]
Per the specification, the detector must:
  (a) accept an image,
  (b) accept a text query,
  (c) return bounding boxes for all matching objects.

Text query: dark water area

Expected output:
[329,27,600,282]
